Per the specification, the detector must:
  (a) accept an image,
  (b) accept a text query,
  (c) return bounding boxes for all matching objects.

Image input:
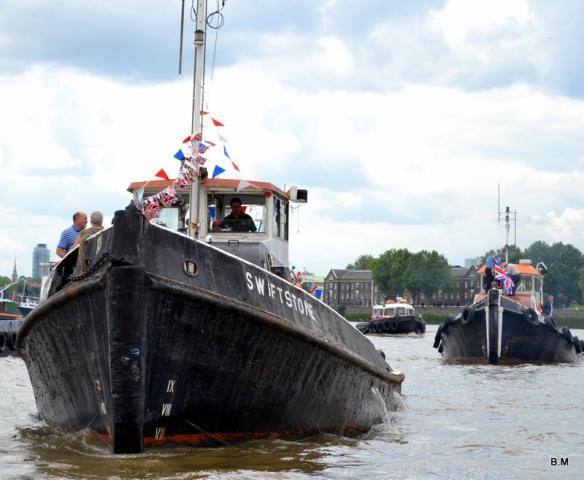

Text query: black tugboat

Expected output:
[17,1,404,454]
[357,300,425,335]
[433,259,584,364]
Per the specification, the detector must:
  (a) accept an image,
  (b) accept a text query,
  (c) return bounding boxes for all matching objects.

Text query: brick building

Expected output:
[323,269,384,310]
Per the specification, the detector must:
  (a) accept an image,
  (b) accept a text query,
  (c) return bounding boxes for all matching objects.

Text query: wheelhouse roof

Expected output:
[477,263,542,276]
[127,178,287,197]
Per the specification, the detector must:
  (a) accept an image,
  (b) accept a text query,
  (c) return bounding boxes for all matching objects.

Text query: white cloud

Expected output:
[427,0,535,62]
[2,2,584,278]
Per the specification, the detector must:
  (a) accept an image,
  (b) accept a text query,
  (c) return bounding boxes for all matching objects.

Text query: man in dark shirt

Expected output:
[220,197,257,232]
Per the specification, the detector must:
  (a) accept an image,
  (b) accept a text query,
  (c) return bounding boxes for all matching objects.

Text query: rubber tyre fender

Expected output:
[383,320,392,331]
[433,325,443,349]
[0,332,6,353]
[461,307,475,325]
[573,336,582,354]
[561,327,572,343]
[523,308,539,327]
[390,319,399,332]
[441,316,454,334]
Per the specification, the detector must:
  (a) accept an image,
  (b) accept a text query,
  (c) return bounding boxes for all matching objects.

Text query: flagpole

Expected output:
[188,0,207,238]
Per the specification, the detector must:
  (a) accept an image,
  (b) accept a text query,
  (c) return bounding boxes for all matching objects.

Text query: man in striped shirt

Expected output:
[56,211,88,258]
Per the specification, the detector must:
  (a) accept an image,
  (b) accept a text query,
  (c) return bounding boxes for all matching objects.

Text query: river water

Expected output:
[1,325,582,479]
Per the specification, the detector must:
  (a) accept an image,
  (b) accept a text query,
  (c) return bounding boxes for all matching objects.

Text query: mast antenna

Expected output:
[497,184,517,262]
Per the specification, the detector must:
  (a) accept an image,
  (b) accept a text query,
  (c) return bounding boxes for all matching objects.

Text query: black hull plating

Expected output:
[357,316,426,335]
[18,205,404,453]
[434,290,582,364]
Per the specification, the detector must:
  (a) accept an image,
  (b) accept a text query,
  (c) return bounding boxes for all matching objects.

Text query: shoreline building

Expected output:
[32,243,50,279]
[323,269,384,313]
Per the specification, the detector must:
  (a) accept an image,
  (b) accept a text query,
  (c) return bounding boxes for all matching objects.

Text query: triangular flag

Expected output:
[218,133,228,143]
[237,179,252,192]
[212,165,225,178]
[182,132,202,143]
[200,110,210,115]
[155,168,170,180]
[174,149,185,161]
[212,117,224,127]
[223,145,231,159]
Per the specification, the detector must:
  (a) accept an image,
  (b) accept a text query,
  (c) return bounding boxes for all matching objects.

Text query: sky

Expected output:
[1,0,584,277]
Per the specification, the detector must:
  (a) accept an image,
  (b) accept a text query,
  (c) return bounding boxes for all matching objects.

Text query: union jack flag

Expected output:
[494,265,514,294]
[493,264,506,281]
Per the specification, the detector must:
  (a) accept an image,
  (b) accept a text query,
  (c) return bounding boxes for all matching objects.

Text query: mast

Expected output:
[188,0,208,238]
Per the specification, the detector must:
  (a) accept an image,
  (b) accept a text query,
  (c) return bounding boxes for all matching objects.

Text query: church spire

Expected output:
[12,259,18,282]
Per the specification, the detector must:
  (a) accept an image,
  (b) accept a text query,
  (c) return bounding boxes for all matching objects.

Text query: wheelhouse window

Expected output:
[273,197,289,240]
[207,193,266,233]
[383,307,395,317]
[158,207,180,231]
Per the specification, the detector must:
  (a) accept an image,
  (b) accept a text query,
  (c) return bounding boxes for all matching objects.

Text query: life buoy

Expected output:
[7,332,17,351]
[523,308,539,326]
[461,307,475,325]
[0,332,6,353]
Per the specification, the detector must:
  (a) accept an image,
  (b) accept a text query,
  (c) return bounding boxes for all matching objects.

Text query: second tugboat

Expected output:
[17,1,405,454]
[434,203,583,365]
[357,299,425,335]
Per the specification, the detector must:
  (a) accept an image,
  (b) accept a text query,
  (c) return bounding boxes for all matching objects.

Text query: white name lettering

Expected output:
[243,270,318,322]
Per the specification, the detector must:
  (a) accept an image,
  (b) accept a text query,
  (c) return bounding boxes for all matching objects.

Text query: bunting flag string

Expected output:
[223,145,240,172]
[142,112,241,219]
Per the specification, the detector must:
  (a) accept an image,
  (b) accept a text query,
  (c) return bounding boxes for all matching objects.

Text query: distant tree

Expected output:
[523,241,584,306]
[578,265,584,303]
[372,249,412,299]
[419,251,454,301]
[346,254,376,270]
[480,245,523,264]
[0,276,12,289]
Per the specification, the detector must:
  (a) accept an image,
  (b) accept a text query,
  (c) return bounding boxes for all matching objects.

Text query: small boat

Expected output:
[18,280,40,317]
[0,298,23,356]
[18,298,39,317]
[433,259,584,364]
[357,299,425,334]
[17,1,405,454]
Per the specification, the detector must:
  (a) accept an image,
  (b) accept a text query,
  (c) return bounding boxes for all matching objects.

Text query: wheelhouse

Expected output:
[127,178,306,278]
[373,303,415,319]
[477,259,544,305]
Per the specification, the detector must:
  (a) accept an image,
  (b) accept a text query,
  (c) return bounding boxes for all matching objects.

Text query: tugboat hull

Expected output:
[357,316,426,335]
[18,206,404,453]
[435,289,582,364]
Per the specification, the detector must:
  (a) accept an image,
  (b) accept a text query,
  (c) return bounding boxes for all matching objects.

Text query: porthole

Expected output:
[183,260,198,277]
